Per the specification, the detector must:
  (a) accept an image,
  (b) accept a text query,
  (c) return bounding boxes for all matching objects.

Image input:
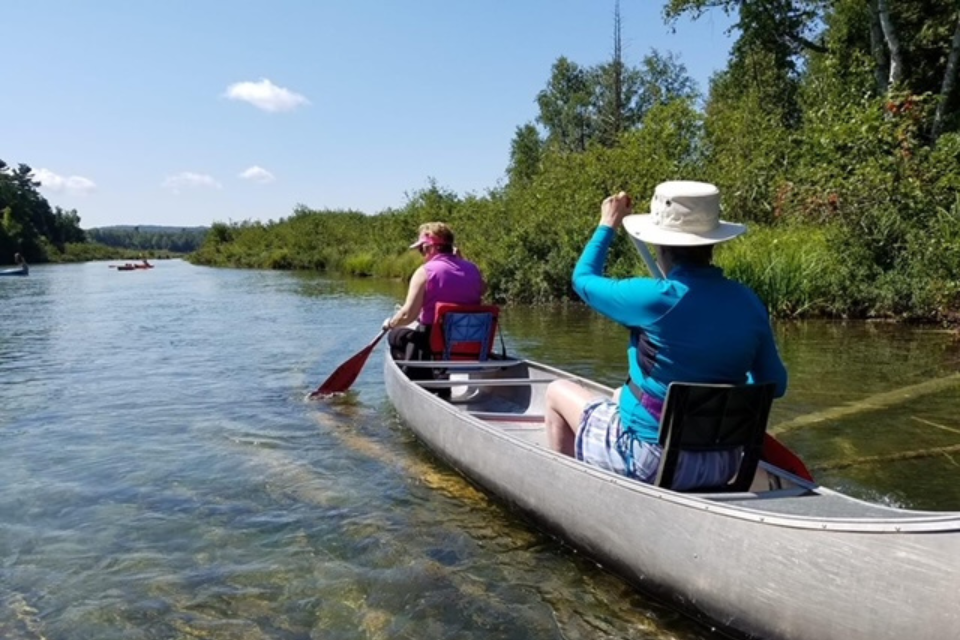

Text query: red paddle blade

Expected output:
[308,330,387,398]
[762,434,814,482]
[309,347,375,397]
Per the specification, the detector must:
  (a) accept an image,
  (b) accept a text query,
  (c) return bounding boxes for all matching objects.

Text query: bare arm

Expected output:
[387,266,427,328]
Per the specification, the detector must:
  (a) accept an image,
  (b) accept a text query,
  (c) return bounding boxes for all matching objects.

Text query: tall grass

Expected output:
[341,253,377,277]
[716,225,844,317]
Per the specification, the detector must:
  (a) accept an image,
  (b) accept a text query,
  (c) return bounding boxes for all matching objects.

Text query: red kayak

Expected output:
[112,263,154,271]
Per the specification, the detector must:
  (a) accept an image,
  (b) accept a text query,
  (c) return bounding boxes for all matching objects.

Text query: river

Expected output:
[1,259,958,639]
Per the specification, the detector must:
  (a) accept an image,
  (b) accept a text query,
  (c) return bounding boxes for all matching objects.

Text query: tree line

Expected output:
[186,0,957,323]
[86,226,208,254]
[0,160,87,262]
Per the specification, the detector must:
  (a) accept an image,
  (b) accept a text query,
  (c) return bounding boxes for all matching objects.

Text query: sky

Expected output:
[2,1,736,229]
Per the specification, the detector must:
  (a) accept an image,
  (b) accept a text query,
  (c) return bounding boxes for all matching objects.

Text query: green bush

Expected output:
[341,252,377,277]
[717,225,845,317]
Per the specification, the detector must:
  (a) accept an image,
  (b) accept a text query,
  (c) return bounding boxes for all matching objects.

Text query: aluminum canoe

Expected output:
[384,353,960,640]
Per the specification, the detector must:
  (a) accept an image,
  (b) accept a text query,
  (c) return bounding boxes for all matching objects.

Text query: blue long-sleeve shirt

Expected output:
[573,225,788,443]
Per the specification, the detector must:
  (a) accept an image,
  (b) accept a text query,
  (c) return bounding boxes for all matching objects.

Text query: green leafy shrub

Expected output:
[717,225,845,317]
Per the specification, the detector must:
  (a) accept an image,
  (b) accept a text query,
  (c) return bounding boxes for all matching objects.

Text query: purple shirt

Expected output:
[419,254,484,325]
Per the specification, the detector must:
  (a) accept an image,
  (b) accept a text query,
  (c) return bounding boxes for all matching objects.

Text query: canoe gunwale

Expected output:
[394,358,525,369]
[414,378,555,388]
[385,355,960,534]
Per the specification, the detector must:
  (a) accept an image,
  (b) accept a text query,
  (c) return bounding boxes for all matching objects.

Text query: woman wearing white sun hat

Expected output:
[545,181,788,491]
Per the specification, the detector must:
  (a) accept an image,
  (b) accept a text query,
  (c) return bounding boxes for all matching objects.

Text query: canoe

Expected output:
[384,353,960,640]
[0,266,28,276]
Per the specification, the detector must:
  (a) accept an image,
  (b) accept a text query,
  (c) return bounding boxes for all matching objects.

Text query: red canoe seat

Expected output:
[429,303,501,362]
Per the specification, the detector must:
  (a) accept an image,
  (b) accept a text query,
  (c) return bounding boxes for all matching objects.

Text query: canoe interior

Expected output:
[393,355,960,526]
[397,358,553,445]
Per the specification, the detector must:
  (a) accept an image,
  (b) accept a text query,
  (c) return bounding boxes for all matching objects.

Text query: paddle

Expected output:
[308,328,388,398]
[625,229,815,482]
[760,431,814,481]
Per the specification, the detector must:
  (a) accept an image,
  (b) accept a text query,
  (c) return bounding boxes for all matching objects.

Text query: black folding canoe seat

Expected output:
[653,382,776,492]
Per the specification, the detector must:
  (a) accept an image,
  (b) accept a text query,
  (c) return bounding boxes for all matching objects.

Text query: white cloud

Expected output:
[238,165,275,184]
[223,78,310,112]
[32,168,97,195]
[162,172,222,194]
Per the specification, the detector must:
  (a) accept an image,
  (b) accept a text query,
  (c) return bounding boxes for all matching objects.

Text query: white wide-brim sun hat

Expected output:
[623,181,746,247]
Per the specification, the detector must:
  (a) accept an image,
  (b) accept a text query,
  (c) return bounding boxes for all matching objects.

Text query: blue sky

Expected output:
[3,1,735,229]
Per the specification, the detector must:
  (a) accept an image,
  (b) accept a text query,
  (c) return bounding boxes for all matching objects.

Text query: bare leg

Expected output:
[545,379,600,457]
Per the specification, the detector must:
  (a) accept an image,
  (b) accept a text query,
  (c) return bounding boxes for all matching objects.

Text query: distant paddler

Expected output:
[0,252,29,276]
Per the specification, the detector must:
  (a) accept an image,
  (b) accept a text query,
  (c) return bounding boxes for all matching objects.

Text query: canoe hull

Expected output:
[384,356,960,640]
[0,267,28,276]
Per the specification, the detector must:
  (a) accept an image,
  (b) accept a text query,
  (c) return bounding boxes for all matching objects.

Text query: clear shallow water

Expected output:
[1,260,958,639]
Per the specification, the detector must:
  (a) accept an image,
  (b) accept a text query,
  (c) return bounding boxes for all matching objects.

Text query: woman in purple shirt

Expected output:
[384,222,485,366]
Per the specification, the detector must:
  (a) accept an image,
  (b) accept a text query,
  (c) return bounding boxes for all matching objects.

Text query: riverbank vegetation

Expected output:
[193,1,955,323]
[1,160,88,263]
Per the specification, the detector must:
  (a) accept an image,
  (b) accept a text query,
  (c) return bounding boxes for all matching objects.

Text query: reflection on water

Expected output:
[1,261,957,639]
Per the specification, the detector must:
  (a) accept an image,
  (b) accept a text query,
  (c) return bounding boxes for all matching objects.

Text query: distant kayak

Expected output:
[112,263,153,271]
[0,266,28,277]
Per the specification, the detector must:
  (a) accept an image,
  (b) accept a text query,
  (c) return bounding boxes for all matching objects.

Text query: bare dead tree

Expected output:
[868,0,890,94]
[876,0,904,87]
[932,12,960,140]
[612,0,624,138]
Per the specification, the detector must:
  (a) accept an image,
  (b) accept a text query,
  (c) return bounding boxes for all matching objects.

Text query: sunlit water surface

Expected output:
[1,260,957,639]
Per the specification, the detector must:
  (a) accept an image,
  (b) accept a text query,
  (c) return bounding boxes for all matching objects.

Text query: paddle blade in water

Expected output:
[308,329,387,398]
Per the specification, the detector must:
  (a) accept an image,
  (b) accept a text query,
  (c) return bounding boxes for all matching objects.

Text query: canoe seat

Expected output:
[655,382,775,493]
[429,303,502,361]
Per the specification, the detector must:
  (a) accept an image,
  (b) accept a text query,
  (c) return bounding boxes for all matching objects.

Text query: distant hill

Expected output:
[88,225,210,234]
[85,225,209,253]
